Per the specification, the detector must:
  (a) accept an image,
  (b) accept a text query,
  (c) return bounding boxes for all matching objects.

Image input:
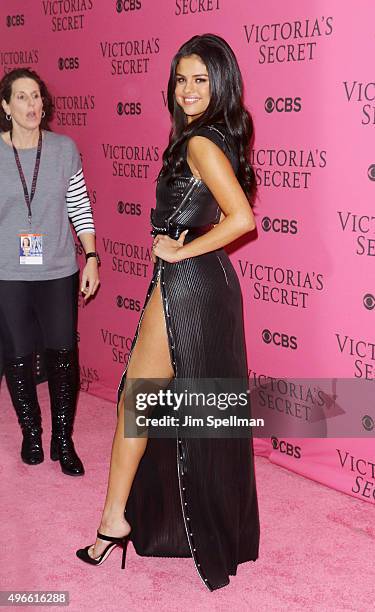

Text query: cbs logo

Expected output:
[87,189,97,205]
[77,293,87,310]
[362,415,374,431]
[363,293,375,310]
[262,216,298,234]
[271,436,301,459]
[58,57,79,71]
[117,201,142,216]
[265,97,302,113]
[6,15,24,27]
[117,102,142,116]
[116,0,141,12]
[116,296,141,312]
[262,329,298,350]
[75,243,84,256]
[368,164,375,181]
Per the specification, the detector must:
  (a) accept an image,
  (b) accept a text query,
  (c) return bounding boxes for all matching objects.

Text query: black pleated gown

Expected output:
[118,124,260,590]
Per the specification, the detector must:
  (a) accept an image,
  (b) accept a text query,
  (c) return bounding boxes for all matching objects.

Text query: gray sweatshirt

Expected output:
[0,131,84,281]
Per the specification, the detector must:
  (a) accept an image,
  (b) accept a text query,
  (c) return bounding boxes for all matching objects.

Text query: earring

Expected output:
[41,110,46,118]
[5,113,11,121]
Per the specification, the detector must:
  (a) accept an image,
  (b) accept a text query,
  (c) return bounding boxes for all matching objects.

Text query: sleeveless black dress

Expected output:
[118,124,260,591]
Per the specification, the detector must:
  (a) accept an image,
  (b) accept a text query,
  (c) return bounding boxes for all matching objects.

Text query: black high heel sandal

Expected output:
[76,531,130,569]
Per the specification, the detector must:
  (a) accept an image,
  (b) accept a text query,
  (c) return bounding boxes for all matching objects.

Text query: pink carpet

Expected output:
[1,381,374,612]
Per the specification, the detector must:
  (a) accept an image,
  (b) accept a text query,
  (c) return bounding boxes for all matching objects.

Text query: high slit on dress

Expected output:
[117,124,260,591]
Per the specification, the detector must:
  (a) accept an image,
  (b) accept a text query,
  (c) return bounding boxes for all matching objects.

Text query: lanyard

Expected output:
[10,129,43,225]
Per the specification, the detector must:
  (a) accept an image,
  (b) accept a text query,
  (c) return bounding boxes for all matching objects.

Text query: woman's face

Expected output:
[2,78,43,131]
[175,54,210,122]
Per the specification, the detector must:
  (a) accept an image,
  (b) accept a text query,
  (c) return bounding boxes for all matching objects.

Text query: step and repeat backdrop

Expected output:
[1,0,374,504]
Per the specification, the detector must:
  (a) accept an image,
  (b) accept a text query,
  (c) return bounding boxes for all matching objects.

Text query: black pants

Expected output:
[0,272,79,361]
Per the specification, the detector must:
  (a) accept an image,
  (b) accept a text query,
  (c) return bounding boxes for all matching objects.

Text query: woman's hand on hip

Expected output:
[81,259,100,300]
[152,230,188,264]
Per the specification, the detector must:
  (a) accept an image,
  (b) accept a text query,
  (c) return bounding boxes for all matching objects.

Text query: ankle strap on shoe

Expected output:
[97,531,126,543]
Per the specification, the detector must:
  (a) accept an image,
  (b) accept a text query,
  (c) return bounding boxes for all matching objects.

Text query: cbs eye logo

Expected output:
[117,200,142,216]
[363,293,375,310]
[368,164,375,181]
[362,415,374,431]
[116,295,141,312]
[262,329,298,350]
[116,0,141,12]
[265,97,302,113]
[117,102,142,116]
[6,15,24,27]
[58,57,79,71]
[262,216,298,234]
[271,436,301,458]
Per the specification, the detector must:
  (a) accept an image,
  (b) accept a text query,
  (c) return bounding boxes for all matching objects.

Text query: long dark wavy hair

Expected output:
[0,68,53,132]
[161,34,257,205]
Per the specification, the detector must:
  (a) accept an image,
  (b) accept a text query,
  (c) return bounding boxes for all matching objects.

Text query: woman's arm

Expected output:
[66,169,100,299]
[153,136,256,263]
[77,232,100,301]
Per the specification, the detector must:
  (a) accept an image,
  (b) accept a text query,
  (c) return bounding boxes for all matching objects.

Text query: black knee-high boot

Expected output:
[4,354,44,465]
[45,347,84,476]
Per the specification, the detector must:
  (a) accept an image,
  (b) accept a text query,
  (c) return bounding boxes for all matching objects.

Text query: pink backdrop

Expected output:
[1,0,374,504]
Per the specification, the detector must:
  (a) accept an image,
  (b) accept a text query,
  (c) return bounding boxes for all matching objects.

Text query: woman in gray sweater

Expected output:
[0,68,100,476]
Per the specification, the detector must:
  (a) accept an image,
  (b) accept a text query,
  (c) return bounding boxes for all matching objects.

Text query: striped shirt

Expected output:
[66,168,95,236]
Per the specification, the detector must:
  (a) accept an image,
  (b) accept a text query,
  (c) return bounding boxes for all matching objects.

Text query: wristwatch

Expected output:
[85,251,101,265]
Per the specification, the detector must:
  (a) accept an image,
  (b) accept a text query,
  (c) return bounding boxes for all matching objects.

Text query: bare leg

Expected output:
[89,281,173,558]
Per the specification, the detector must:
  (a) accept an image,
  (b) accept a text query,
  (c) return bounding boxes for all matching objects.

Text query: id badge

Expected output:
[19,233,43,265]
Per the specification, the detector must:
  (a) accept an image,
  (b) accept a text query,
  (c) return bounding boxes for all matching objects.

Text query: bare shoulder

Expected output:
[188,134,225,156]
[187,134,231,172]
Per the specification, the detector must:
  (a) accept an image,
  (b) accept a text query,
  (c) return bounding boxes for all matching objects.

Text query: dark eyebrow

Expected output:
[15,90,39,94]
[176,73,208,77]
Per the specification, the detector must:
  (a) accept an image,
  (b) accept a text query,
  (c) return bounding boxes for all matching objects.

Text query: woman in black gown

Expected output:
[77,33,260,591]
